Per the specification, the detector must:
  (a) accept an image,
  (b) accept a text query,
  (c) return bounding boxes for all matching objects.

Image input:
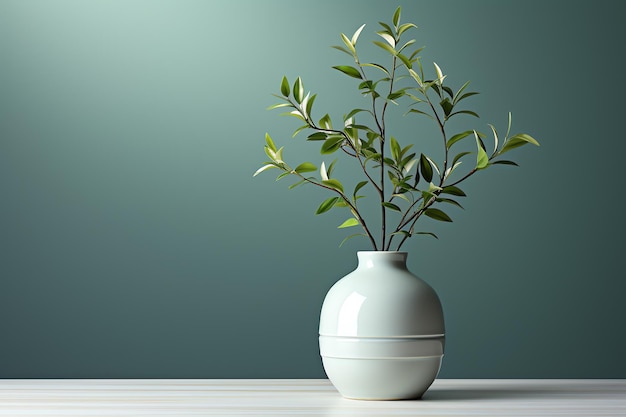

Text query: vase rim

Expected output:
[357,250,408,254]
[356,251,409,262]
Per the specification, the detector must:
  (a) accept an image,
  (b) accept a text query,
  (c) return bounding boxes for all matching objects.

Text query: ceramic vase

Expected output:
[319,251,445,400]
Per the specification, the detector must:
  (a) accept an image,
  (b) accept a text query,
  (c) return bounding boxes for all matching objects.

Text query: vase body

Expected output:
[319,251,445,400]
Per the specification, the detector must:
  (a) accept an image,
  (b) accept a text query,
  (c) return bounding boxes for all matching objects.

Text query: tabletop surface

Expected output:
[0,379,624,416]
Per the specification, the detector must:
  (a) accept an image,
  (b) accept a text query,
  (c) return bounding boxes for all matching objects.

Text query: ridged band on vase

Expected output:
[319,334,444,359]
[319,334,444,400]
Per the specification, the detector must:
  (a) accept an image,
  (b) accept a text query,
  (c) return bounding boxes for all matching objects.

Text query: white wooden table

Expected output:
[0,379,624,416]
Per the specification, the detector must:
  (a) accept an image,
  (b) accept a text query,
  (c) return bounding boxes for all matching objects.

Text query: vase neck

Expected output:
[356,251,408,270]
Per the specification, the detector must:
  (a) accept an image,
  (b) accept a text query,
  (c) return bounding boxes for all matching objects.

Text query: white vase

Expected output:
[319,251,445,400]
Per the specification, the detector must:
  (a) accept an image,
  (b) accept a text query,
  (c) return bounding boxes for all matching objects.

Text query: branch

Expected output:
[294,173,379,250]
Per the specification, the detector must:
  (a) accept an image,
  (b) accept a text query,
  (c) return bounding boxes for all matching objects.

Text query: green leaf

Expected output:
[276,171,291,181]
[402,157,418,174]
[420,153,433,183]
[441,185,466,196]
[457,91,479,103]
[280,76,290,97]
[433,62,445,85]
[373,40,397,56]
[345,108,368,120]
[400,144,414,159]
[264,145,277,161]
[424,208,453,222]
[506,111,512,139]
[390,136,401,161]
[358,80,374,90]
[363,150,381,163]
[382,202,401,212]
[326,159,337,177]
[340,32,356,55]
[488,123,499,155]
[452,80,471,103]
[377,30,396,48]
[428,182,442,193]
[421,191,436,206]
[405,108,434,120]
[331,45,352,56]
[307,132,327,141]
[384,157,396,167]
[319,113,332,130]
[361,62,390,76]
[387,90,405,101]
[283,109,306,122]
[415,231,439,239]
[397,39,416,53]
[288,178,307,189]
[378,21,394,35]
[392,192,411,203]
[408,68,424,87]
[294,162,317,174]
[321,135,344,154]
[305,93,317,117]
[339,233,366,247]
[353,180,368,198]
[392,6,401,27]
[491,160,519,166]
[323,179,344,193]
[425,157,440,177]
[436,197,464,209]
[316,197,339,215]
[293,77,304,103]
[253,164,277,177]
[333,65,362,79]
[320,161,329,181]
[292,124,309,138]
[338,218,359,228]
[351,23,366,45]
[397,22,417,37]
[440,98,453,117]
[396,52,412,69]
[499,133,540,155]
[511,133,541,147]
[377,30,396,47]
[265,133,277,152]
[449,109,479,118]
[266,102,292,110]
[452,151,472,166]
[352,124,375,132]
[475,131,489,170]
[446,130,473,149]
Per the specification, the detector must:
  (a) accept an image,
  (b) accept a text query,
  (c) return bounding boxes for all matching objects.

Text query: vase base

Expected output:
[322,356,442,400]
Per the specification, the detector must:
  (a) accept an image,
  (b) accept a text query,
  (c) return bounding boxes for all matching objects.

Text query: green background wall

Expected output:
[1,0,625,378]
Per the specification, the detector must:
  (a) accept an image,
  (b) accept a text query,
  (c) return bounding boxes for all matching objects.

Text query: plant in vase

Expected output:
[255,7,539,400]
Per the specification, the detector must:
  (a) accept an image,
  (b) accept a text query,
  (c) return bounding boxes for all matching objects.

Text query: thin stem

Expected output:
[422,90,449,186]
[353,52,387,250]
[294,99,382,194]
[378,55,398,251]
[447,168,477,187]
[395,189,442,251]
[289,90,384,250]
[296,174,378,250]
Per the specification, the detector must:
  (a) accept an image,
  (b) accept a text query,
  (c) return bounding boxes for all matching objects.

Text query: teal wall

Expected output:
[1,0,625,378]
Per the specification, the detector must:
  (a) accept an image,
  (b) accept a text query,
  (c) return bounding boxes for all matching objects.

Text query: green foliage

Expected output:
[255,7,539,251]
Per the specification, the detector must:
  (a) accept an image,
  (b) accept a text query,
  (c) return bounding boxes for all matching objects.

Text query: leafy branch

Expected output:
[255,7,539,251]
